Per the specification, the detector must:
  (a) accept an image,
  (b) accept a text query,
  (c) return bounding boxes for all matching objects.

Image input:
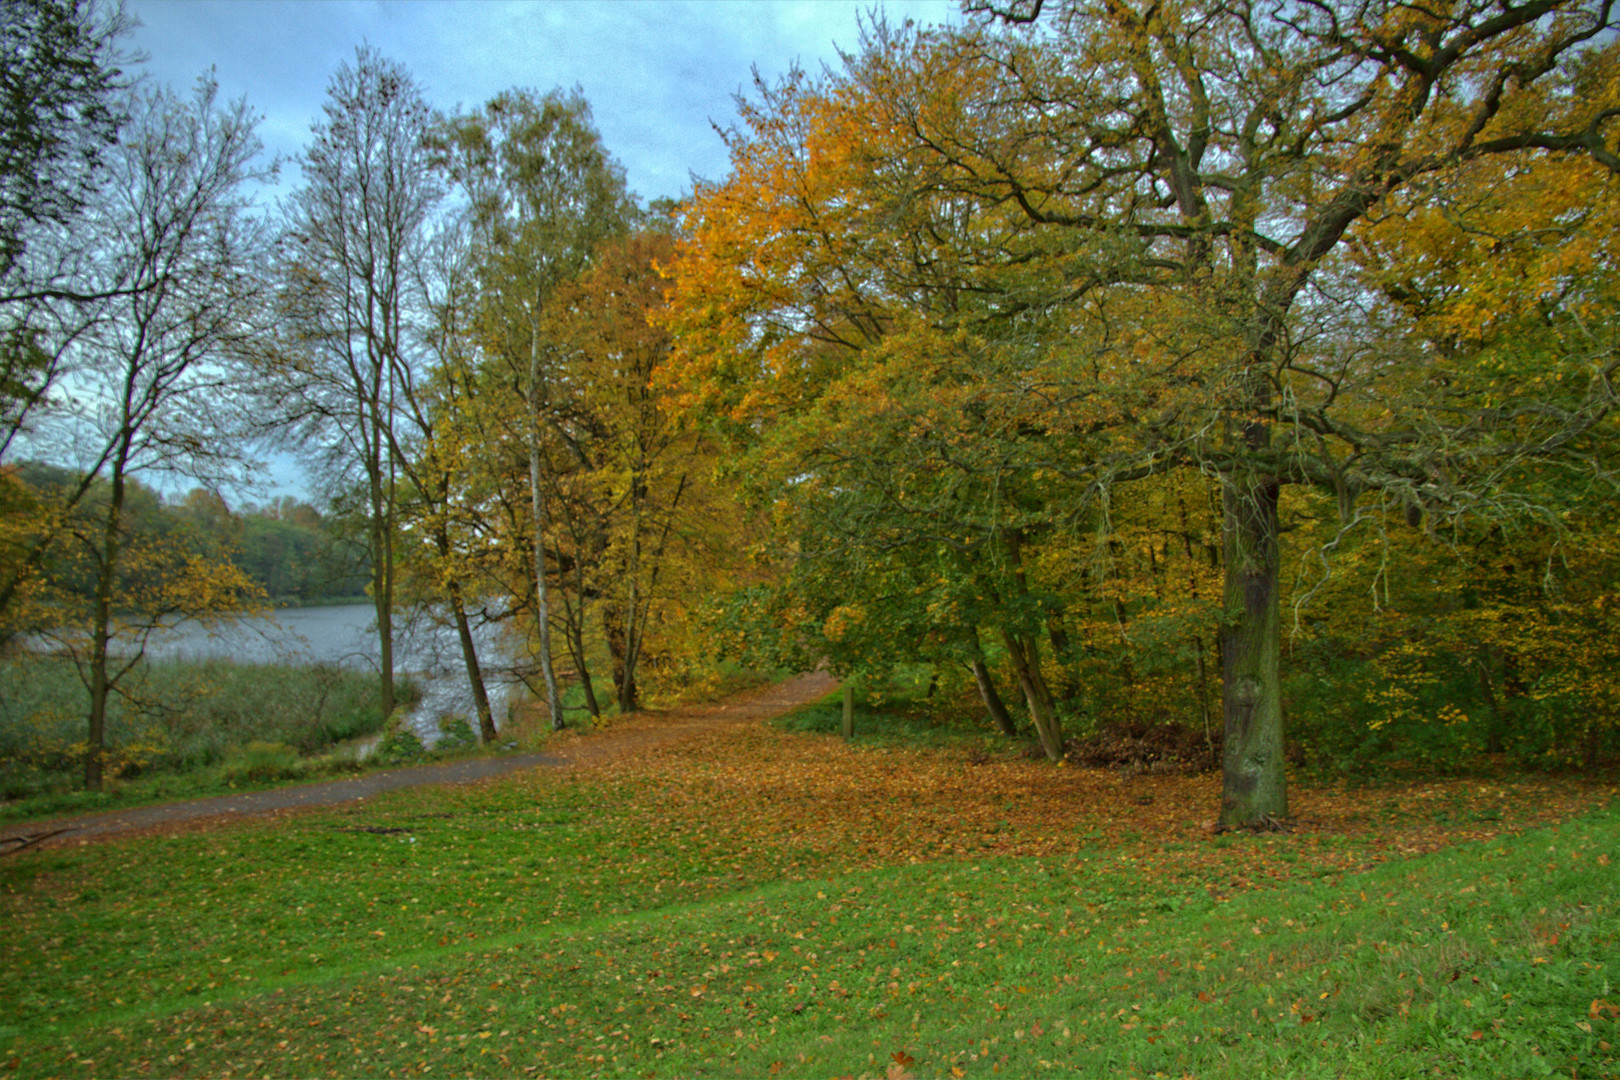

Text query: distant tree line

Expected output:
[10,462,368,604]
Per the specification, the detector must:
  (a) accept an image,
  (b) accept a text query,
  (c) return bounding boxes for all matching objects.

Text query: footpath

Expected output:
[1,671,836,850]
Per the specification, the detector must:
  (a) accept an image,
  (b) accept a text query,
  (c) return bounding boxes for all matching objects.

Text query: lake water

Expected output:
[136,604,525,746]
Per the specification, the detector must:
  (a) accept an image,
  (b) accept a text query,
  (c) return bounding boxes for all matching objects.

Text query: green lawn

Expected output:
[1,718,1614,1079]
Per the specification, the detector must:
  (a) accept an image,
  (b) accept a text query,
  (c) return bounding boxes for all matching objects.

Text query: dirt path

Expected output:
[0,671,837,851]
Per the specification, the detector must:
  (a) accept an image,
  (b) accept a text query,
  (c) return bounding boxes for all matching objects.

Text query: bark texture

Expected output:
[1216,472,1287,828]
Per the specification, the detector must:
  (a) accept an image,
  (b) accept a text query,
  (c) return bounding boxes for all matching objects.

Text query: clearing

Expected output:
[1,673,1615,1078]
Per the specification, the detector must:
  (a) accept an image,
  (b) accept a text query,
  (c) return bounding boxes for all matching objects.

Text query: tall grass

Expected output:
[0,653,409,800]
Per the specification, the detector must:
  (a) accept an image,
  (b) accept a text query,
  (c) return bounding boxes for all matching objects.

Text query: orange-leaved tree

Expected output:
[666,3,1620,826]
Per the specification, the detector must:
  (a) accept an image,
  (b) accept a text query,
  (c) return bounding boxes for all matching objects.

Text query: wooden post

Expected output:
[842,683,855,741]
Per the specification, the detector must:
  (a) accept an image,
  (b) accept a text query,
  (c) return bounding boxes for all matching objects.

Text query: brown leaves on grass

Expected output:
[539,721,1613,897]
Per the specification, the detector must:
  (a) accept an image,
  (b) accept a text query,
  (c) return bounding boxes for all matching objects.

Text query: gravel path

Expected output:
[0,671,836,851]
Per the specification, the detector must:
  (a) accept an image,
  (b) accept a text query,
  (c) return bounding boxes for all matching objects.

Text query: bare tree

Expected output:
[37,76,271,789]
[274,47,443,720]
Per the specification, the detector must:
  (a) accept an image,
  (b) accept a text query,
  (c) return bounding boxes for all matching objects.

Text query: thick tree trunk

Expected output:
[1002,630,1065,760]
[1216,471,1287,828]
[970,658,1018,737]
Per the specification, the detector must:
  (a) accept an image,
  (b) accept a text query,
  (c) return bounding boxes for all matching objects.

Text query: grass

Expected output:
[775,667,1011,753]
[0,694,1614,1079]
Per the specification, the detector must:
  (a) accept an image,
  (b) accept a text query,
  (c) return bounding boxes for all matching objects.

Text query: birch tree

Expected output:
[439,88,630,729]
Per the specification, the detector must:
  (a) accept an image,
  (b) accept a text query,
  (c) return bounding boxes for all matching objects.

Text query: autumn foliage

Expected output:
[660,0,1620,823]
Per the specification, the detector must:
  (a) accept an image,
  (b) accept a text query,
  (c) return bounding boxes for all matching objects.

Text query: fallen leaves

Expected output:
[565,721,1610,904]
[3,690,1614,1079]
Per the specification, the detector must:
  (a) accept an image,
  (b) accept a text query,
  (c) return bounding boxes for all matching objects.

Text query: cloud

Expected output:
[116,0,960,500]
[125,0,960,204]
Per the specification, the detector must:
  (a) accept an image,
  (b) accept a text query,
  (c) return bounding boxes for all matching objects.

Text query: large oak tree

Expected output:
[668,0,1619,826]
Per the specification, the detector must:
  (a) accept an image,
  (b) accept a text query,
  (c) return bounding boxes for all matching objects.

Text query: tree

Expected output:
[0,0,129,291]
[391,217,503,742]
[543,228,717,713]
[36,76,270,789]
[667,2,1620,825]
[663,62,1111,758]
[439,87,632,729]
[952,0,1619,826]
[0,0,133,632]
[276,47,443,721]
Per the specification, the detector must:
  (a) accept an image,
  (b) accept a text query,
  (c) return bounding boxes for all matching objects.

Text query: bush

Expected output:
[1067,718,1216,774]
[435,713,477,751]
[221,741,308,785]
[369,712,426,767]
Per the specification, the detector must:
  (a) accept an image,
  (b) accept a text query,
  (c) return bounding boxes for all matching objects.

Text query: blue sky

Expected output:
[125,0,962,206]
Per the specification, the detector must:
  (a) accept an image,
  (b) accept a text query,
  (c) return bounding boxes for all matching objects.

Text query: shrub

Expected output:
[369,712,426,767]
[435,713,477,751]
[221,741,308,785]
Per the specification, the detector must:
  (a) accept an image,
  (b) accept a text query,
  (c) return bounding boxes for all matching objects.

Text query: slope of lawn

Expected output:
[1,716,1615,1078]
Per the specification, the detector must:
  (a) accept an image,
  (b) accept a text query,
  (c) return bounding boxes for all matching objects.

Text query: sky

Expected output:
[113,0,964,502]
[124,0,963,207]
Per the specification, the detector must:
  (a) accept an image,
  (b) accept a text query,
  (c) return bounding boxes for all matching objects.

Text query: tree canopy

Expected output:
[664,0,1620,824]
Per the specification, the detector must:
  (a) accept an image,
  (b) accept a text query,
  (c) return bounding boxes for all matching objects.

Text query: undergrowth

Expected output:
[0,655,420,821]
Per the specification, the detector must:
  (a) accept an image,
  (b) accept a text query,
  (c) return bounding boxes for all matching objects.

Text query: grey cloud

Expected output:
[127,0,958,205]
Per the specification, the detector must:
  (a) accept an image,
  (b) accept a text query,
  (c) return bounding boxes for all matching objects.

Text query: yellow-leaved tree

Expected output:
[666,2,1620,826]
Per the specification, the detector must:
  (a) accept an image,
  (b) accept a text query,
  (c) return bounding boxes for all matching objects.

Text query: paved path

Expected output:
[0,671,836,850]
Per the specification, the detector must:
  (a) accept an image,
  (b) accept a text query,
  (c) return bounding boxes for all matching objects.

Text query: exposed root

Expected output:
[1209,813,1295,835]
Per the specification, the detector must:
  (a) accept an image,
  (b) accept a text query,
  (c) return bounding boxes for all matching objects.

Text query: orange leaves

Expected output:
[567,713,1605,902]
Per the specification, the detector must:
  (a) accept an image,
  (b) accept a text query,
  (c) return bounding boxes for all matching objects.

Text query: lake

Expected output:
[136,603,525,745]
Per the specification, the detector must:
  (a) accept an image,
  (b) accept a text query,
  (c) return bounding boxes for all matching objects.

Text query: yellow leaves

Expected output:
[161,552,266,616]
[1436,704,1470,728]
[822,605,868,643]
